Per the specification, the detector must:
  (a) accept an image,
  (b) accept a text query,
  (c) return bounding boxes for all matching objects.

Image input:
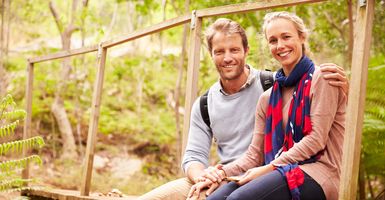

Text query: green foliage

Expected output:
[0,94,45,193]
[361,55,385,179]
[0,136,45,155]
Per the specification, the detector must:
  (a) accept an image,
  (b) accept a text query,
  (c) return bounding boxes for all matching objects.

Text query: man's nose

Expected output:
[223,52,233,63]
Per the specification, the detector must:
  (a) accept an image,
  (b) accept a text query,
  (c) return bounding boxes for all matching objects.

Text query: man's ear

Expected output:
[244,46,250,55]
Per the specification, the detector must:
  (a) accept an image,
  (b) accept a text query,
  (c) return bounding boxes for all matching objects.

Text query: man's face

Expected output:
[211,32,249,81]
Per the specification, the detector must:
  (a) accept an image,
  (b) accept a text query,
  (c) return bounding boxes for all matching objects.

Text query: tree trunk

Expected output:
[358,161,366,200]
[52,95,77,159]
[347,0,354,68]
[158,0,167,65]
[104,2,118,40]
[49,0,83,160]
[1,0,4,57]
[368,176,374,199]
[0,0,8,96]
[52,29,77,160]
[173,0,189,170]
[4,0,9,56]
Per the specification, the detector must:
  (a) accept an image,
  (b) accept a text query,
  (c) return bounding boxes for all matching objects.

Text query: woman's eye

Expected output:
[269,39,277,44]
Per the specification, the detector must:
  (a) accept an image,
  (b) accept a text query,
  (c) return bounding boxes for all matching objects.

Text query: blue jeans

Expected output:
[207,170,325,200]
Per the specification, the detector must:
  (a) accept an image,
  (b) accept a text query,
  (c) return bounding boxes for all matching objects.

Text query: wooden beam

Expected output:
[339,0,374,200]
[25,188,138,200]
[21,62,34,182]
[80,46,108,196]
[28,44,98,64]
[181,13,202,159]
[102,14,191,48]
[196,0,326,18]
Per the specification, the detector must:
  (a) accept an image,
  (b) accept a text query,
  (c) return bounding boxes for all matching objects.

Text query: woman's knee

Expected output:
[226,191,246,200]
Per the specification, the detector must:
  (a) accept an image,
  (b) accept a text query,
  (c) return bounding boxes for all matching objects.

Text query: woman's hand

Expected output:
[320,63,349,96]
[237,164,274,186]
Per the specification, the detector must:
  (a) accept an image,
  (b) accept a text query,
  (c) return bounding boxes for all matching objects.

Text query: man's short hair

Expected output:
[205,18,248,54]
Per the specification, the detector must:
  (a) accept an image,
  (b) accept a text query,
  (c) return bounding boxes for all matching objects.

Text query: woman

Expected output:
[205,11,346,200]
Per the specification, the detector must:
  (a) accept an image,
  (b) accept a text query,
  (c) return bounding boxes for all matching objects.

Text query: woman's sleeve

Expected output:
[271,70,346,165]
[222,91,269,176]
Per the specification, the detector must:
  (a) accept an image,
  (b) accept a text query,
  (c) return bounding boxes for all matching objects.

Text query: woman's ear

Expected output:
[299,33,306,43]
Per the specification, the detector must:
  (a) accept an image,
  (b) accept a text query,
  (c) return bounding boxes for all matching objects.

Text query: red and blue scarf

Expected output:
[264,56,317,200]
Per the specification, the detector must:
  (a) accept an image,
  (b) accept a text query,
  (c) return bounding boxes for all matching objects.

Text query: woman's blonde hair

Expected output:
[262,11,310,55]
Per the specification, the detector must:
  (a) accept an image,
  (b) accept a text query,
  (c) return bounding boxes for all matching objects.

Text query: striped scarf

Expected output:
[264,56,315,200]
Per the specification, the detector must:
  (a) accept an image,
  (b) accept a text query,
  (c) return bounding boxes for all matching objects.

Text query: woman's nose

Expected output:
[277,39,285,50]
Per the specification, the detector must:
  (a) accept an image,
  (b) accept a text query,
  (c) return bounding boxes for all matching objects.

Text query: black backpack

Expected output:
[199,70,274,129]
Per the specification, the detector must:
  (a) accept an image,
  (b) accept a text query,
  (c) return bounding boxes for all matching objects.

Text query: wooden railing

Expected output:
[21,0,374,199]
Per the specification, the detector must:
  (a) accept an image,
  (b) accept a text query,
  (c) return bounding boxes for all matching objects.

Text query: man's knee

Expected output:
[138,178,193,200]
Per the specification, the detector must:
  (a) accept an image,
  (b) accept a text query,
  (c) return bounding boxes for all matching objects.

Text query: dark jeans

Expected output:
[207,170,326,200]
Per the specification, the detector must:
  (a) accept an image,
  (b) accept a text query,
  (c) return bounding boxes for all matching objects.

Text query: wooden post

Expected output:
[181,11,202,162]
[339,0,374,200]
[80,45,108,196]
[21,62,34,182]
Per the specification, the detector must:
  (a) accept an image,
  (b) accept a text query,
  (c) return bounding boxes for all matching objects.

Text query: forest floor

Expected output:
[7,133,180,199]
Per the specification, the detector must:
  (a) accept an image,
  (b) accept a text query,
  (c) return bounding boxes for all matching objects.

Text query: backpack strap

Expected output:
[199,70,274,130]
[260,70,274,91]
[199,90,211,129]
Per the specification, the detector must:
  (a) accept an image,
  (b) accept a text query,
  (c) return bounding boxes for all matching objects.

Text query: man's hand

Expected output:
[202,164,226,183]
[237,164,274,186]
[320,63,349,95]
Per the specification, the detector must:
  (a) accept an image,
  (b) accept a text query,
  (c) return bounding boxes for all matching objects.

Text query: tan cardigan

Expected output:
[222,67,346,200]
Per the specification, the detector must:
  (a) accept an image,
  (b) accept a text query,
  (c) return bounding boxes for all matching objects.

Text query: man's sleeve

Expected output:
[181,98,213,173]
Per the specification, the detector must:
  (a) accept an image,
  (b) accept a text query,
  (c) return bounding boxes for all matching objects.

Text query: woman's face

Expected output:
[265,18,305,75]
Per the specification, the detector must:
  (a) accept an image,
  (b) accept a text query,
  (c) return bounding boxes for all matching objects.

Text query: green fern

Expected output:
[362,61,385,179]
[0,178,32,191]
[0,136,45,155]
[0,155,43,173]
[0,94,45,193]
[0,94,16,111]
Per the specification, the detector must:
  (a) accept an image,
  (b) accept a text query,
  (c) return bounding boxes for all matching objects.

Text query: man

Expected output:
[138,18,348,200]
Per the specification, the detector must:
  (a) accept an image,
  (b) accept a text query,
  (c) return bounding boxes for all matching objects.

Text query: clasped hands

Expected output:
[187,164,274,199]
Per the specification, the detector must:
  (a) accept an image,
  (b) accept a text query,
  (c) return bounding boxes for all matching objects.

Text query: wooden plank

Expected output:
[21,62,34,182]
[80,46,108,196]
[28,44,98,64]
[102,14,191,48]
[181,14,202,158]
[196,0,326,18]
[338,0,375,200]
[25,188,138,200]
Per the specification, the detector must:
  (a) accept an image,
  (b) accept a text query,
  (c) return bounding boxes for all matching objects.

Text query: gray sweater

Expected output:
[182,67,266,172]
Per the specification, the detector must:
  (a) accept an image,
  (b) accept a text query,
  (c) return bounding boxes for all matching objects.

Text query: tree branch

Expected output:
[170,0,182,16]
[323,11,345,42]
[70,0,79,24]
[49,1,63,33]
